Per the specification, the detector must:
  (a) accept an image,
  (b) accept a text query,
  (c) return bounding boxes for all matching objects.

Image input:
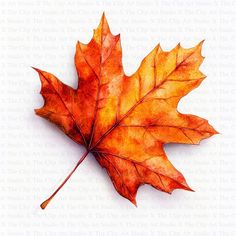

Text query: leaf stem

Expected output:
[40,150,89,209]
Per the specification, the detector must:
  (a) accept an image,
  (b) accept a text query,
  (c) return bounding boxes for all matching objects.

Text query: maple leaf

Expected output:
[34,13,218,209]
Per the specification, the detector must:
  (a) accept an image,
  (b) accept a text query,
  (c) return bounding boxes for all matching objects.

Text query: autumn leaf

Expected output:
[34,13,218,209]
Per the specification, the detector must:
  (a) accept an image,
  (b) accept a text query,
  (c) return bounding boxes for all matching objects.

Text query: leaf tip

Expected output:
[206,122,220,137]
[93,12,111,41]
[99,12,109,31]
[131,198,138,207]
[199,39,205,45]
[179,178,194,192]
[186,185,194,192]
[31,66,40,73]
[34,108,40,115]
[197,39,205,51]
[32,67,44,77]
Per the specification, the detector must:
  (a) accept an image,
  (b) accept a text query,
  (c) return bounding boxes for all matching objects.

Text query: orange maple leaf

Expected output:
[34,14,218,209]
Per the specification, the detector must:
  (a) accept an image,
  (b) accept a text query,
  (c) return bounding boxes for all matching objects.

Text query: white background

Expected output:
[0,0,235,235]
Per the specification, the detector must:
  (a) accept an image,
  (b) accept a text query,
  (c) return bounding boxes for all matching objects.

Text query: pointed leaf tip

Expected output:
[96,12,111,36]
[32,67,44,75]
[131,198,137,207]
[31,66,40,72]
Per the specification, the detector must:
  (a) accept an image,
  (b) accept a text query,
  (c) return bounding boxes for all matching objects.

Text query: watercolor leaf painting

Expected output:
[34,14,217,209]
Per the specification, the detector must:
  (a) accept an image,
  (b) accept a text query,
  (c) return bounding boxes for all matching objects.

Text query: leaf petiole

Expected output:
[40,150,89,209]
